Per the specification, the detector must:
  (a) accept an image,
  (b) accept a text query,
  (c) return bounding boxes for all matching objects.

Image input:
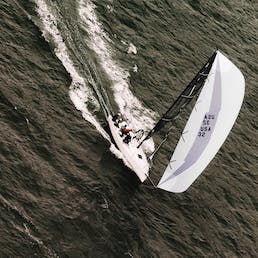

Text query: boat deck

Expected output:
[107,115,149,182]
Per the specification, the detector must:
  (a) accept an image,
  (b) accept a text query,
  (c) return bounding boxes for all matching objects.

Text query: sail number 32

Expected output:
[198,114,215,137]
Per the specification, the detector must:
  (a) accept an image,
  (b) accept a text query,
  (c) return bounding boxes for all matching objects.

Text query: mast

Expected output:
[137,50,217,148]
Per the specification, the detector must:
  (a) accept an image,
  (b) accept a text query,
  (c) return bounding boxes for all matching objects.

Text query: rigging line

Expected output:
[88,77,110,117]
[100,87,112,117]
[148,124,175,166]
[86,64,113,118]
[101,85,113,115]
[92,67,113,114]
[88,77,108,114]
[88,62,113,113]
[145,174,156,188]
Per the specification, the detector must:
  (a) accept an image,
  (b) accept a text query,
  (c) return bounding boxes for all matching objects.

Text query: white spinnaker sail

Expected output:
[158,51,245,193]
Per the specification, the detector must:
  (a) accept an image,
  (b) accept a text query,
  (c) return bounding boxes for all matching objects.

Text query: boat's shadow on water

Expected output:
[100,149,143,195]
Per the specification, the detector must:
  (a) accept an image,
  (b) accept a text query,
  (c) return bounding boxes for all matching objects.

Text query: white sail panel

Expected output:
[158,51,245,193]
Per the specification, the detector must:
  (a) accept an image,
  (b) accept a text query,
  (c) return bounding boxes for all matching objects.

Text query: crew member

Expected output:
[123,134,132,144]
[120,125,132,136]
[112,113,121,127]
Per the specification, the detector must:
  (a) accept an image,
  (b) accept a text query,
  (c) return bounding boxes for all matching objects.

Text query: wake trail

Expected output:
[34,0,123,160]
[34,0,110,141]
[78,0,157,153]
[34,0,156,167]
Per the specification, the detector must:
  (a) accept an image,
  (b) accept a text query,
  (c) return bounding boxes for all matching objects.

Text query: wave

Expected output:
[0,194,58,258]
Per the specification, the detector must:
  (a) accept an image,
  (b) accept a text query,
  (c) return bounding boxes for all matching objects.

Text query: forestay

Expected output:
[158,51,245,193]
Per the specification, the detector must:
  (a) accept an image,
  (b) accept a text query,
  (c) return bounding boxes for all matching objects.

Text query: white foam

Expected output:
[106,5,114,13]
[78,0,157,152]
[133,64,138,72]
[35,0,109,141]
[120,40,137,55]
[127,43,137,54]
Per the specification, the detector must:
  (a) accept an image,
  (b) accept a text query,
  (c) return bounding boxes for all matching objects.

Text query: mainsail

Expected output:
[138,51,217,148]
[157,51,245,192]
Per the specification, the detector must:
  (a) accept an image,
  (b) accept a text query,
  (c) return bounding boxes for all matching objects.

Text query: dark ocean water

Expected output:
[1,0,257,257]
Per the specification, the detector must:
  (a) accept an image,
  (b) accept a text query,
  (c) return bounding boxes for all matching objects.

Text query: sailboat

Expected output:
[108,50,245,192]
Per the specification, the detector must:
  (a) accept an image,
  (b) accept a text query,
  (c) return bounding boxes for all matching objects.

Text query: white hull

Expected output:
[107,116,149,182]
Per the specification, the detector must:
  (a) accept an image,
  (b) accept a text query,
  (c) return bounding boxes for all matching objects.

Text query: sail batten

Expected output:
[157,51,245,193]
